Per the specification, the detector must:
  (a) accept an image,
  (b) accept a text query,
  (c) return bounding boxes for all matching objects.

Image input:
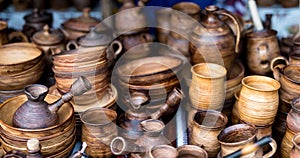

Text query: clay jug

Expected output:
[189,5,241,71]
[289,39,300,65]
[12,76,91,129]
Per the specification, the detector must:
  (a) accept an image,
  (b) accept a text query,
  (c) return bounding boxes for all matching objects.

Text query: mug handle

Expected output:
[262,138,277,158]
[8,31,28,43]
[270,56,288,81]
[257,44,269,69]
[66,40,79,51]
[107,40,123,60]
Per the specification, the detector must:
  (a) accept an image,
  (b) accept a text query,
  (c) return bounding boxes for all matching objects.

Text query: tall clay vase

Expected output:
[281,97,300,158]
[238,75,280,126]
[80,108,117,157]
[189,110,228,157]
[189,63,227,110]
[290,133,300,158]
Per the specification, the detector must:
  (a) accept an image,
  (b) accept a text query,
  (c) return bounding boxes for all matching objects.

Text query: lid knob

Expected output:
[27,138,40,151]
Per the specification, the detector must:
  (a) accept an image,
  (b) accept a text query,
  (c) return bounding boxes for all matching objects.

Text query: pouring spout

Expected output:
[49,76,92,113]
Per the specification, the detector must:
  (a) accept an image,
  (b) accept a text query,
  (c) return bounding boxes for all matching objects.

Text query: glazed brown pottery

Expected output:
[119,31,153,60]
[271,58,300,109]
[189,63,227,110]
[150,145,178,158]
[217,124,277,158]
[286,97,300,133]
[189,5,241,71]
[23,9,53,38]
[238,75,280,126]
[81,107,117,157]
[290,132,300,158]
[246,29,280,75]
[12,76,91,129]
[117,56,183,85]
[189,110,228,157]
[177,145,208,158]
[0,94,76,157]
[289,39,300,65]
[61,8,100,40]
[32,25,65,66]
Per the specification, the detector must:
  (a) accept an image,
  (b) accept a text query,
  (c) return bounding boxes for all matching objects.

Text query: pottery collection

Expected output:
[0,1,299,158]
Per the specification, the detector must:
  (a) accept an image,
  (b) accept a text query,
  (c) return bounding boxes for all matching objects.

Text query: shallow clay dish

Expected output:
[0,43,43,75]
[117,56,183,85]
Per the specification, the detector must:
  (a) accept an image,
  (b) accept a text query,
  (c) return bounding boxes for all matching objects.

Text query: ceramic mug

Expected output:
[189,110,228,157]
[217,124,277,158]
[189,63,227,110]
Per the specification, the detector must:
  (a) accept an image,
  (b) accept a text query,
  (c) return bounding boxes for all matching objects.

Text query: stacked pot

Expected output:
[0,43,44,103]
[116,56,183,108]
[0,94,75,157]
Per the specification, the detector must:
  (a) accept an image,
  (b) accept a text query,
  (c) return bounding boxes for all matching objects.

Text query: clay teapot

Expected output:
[189,5,241,72]
[12,76,91,129]
[23,9,53,38]
[61,8,100,40]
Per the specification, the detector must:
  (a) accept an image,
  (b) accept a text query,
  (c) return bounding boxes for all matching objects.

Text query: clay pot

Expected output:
[150,145,178,158]
[166,34,191,60]
[246,29,280,75]
[0,94,76,157]
[190,5,241,72]
[12,76,91,129]
[289,39,300,65]
[81,108,117,157]
[273,111,287,145]
[177,145,208,158]
[189,63,227,110]
[271,58,300,106]
[23,9,53,38]
[117,56,183,85]
[290,132,300,158]
[119,31,153,60]
[286,97,300,133]
[61,8,100,40]
[238,75,280,126]
[189,110,228,157]
[217,124,277,158]
[0,21,9,46]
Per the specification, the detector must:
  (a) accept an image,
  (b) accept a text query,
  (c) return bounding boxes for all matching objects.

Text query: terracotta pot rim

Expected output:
[226,61,245,84]
[246,29,277,38]
[282,64,300,84]
[217,123,257,146]
[177,144,208,157]
[151,144,178,157]
[80,107,117,126]
[191,63,227,79]
[193,110,228,129]
[242,75,280,92]
[172,2,201,15]
[140,119,165,134]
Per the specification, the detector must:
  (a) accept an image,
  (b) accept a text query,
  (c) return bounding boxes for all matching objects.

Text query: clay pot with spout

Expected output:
[111,119,170,158]
[189,5,241,72]
[12,76,91,129]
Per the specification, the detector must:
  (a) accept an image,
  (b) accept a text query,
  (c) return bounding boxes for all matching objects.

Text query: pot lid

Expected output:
[24,9,53,23]
[32,25,64,45]
[79,25,112,47]
[61,8,100,32]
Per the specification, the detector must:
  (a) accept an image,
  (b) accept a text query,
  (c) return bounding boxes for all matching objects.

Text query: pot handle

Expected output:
[142,33,153,42]
[66,40,79,51]
[270,56,288,81]
[217,9,241,54]
[8,31,28,43]
[262,138,277,158]
[258,44,269,69]
[107,40,123,60]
